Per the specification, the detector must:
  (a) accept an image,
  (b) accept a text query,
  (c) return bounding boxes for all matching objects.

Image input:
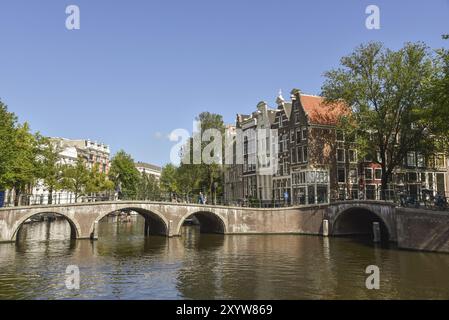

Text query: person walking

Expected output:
[283,191,289,207]
[198,192,204,204]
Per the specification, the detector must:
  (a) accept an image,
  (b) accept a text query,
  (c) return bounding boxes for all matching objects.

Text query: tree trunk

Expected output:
[48,186,53,204]
[14,187,20,207]
[381,164,388,200]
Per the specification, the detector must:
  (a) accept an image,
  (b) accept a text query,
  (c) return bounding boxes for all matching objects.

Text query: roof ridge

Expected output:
[300,93,323,98]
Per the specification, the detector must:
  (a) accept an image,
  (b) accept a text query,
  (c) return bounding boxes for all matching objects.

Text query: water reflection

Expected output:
[0,215,448,299]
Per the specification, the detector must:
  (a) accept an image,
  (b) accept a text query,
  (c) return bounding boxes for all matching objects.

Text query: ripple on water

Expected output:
[0,218,448,299]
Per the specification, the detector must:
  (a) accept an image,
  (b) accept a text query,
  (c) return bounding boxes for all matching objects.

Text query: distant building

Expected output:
[223,125,244,205]
[30,137,111,205]
[52,138,111,173]
[224,88,448,205]
[135,162,162,180]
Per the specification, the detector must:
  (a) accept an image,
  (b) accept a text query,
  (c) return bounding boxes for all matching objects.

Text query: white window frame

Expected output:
[365,168,373,180]
[337,167,346,183]
[349,149,357,163]
[374,168,382,180]
[337,148,345,163]
[301,127,307,140]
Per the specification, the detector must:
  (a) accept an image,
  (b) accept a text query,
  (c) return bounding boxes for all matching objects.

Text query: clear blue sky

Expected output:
[1,0,448,166]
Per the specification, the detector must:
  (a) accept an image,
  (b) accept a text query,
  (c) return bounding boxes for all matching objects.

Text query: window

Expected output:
[396,173,405,185]
[349,150,357,163]
[436,173,445,192]
[275,115,280,126]
[279,134,283,153]
[297,147,303,163]
[365,168,373,180]
[366,185,376,200]
[338,168,346,183]
[407,152,416,167]
[436,154,446,168]
[374,168,382,180]
[407,172,417,183]
[302,127,307,140]
[349,169,358,184]
[295,112,300,124]
[291,148,296,163]
[417,153,425,167]
[296,129,301,144]
[303,147,308,162]
[337,149,345,163]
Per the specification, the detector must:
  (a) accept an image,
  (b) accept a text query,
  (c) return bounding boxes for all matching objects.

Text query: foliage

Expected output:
[33,135,65,203]
[176,112,225,202]
[108,150,140,199]
[160,163,179,195]
[425,44,449,151]
[86,163,114,194]
[136,172,160,201]
[322,42,438,197]
[0,101,19,190]
[60,157,90,202]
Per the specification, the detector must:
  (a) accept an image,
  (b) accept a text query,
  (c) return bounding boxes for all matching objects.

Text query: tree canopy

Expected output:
[322,42,440,197]
[108,150,141,199]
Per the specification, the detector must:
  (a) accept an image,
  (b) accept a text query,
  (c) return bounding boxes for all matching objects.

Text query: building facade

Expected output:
[135,162,162,180]
[223,88,448,206]
[30,137,111,205]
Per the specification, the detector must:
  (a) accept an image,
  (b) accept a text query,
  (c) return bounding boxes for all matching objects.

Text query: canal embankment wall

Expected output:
[395,208,449,253]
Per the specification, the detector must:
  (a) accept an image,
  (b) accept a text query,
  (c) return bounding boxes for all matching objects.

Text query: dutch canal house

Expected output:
[224,88,448,205]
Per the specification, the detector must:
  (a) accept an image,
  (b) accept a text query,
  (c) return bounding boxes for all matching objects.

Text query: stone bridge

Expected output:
[326,201,397,241]
[0,200,399,243]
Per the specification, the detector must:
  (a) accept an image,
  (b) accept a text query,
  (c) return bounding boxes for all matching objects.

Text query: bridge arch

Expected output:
[12,211,81,241]
[177,210,227,235]
[331,206,391,241]
[91,206,169,238]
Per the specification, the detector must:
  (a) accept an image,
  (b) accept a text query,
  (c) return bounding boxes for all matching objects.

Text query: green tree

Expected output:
[160,163,179,198]
[176,163,202,202]
[322,42,437,199]
[0,100,18,191]
[178,112,225,203]
[86,163,115,195]
[426,38,449,150]
[60,157,90,202]
[34,136,65,204]
[9,123,37,206]
[137,173,160,201]
[108,150,140,200]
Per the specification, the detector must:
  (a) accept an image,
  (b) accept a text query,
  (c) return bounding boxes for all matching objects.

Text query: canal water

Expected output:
[0,215,448,300]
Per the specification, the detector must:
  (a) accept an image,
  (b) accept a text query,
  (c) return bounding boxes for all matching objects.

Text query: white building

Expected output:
[30,137,111,205]
[135,162,162,180]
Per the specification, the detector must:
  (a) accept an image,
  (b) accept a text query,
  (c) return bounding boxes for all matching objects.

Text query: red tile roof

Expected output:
[300,95,349,126]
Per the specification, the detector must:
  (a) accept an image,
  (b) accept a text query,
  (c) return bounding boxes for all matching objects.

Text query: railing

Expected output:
[1,193,115,207]
[2,190,448,212]
[330,189,449,212]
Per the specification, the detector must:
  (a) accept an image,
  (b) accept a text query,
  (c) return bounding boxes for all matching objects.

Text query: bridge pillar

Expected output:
[91,221,99,240]
[322,220,329,237]
[373,222,381,243]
